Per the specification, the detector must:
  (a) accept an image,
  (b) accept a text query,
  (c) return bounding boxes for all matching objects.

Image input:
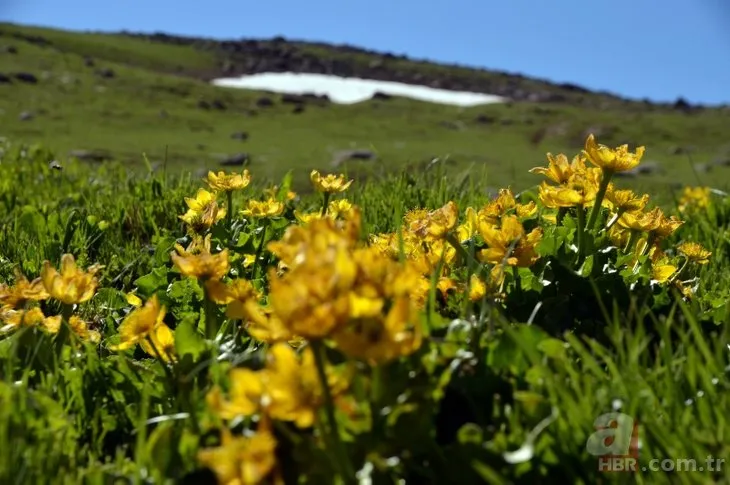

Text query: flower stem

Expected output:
[445,233,480,268]
[202,287,219,340]
[311,340,355,483]
[321,193,331,216]
[576,206,586,265]
[254,222,268,280]
[586,170,613,234]
[54,303,74,354]
[225,191,233,230]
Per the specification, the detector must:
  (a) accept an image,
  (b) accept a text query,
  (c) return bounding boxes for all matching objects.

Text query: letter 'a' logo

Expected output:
[586,412,638,457]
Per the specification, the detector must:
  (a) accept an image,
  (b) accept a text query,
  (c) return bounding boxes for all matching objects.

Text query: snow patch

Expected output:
[211,72,508,107]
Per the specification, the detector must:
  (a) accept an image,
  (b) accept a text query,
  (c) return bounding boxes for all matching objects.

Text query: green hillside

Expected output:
[1,22,729,191]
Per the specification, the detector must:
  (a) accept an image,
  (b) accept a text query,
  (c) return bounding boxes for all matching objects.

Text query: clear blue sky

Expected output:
[2,0,729,105]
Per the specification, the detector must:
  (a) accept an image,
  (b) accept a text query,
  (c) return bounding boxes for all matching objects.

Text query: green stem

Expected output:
[254,222,269,280]
[203,287,219,340]
[669,258,690,284]
[54,303,74,355]
[604,209,624,232]
[445,233,480,268]
[512,265,522,295]
[624,230,640,254]
[311,340,355,483]
[225,191,233,230]
[586,170,613,234]
[321,193,331,216]
[576,206,586,265]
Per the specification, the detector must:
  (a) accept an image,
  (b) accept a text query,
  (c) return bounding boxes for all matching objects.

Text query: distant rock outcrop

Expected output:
[118,32,661,110]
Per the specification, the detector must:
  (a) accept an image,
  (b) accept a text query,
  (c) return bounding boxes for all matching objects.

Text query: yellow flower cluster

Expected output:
[0,254,101,342]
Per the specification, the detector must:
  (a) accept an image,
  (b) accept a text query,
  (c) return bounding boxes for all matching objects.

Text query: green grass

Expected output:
[1,23,730,193]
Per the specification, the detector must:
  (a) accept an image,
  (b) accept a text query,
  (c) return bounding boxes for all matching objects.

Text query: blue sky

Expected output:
[2,0,729,105]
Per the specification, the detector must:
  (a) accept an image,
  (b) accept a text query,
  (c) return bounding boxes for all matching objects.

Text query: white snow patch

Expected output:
[211,72,508,107]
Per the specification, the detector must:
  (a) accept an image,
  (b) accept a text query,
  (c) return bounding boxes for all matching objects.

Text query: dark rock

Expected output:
[474,114,497,124]
[558,82,590,93]
[3,45,18,54]
[371,91,392,101]
[0,73,12,84]
[211,99,226,110]
[255,96,274,108]
[219,153,250,166]
[68,149,112,163]
[14,72,38,84]
[331,149,377,167]
[673,97,692,111]
[95,68,115,79]
[615,160,663,177]
[281,93,307,104]
[292,105,305,114]
[231,131,249,141]
[84,56,95,67]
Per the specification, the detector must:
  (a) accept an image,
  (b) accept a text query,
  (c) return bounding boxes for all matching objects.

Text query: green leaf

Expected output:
[175,316,206,360]
[134,266,169,296]
[94,288,128,310]
[537,338,568,360]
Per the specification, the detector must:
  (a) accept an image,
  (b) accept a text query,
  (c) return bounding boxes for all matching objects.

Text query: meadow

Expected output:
[2,21,730,485]
[2,23,730,193]
[1,132,729,485]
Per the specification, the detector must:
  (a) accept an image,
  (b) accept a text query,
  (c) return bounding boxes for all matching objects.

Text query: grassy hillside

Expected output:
[1,22,729,192]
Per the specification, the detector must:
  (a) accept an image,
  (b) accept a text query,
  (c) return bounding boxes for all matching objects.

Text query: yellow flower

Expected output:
[206,368,264,419]
[171,244,230,281]
[583,134,645,173]
[538,183,583,208]
[516,201,537,218]
[241,199,285,218]
[197,420,277,485]
[618,207,663,232]
[328,198,357,219]
[678,242,711,265]
[678,186,712,213]
[68,315,101,343]
[456,207,479,243]
[262,343,345,428]
[179,188,226,233]
[205,169,251,192]
[604,186,649,213]
[126,292,143,307]
[0,307,61,334]
[0,268,49,309]
[529,153,587,185]
[333,296,422,365]
[109,295,176,362]
[651,261,677,283]
[410,201,459,239]
[269,254,355,339]
[478,215,542,267]
[653,213,684,239]
[437,277,458,297]
[310,170,353,193]
[468,274,487,302]
[41,254,102,305]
